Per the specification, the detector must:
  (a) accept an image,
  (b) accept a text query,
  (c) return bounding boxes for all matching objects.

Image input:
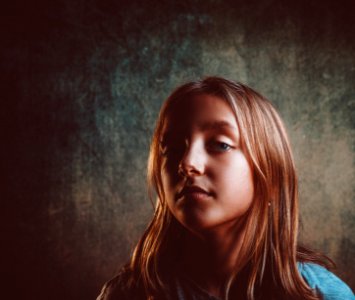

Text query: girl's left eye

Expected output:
[208,141,232,152]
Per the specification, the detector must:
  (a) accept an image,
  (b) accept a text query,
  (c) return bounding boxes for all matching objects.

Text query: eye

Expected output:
[208,141,232,152]
[160,140,186,157]
[160,131,187,157]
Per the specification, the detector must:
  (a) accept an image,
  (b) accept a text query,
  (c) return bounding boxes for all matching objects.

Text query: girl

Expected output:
[97,77,354,300]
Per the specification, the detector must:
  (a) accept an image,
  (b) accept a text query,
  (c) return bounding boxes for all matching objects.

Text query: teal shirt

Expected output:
[98,262,355,300]
[298,262,354,299]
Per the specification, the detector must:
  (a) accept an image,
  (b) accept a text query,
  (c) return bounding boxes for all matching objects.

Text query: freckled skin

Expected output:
[161,94,254,235]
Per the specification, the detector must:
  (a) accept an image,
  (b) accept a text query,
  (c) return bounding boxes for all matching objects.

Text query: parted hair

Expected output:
[129,77,332,300]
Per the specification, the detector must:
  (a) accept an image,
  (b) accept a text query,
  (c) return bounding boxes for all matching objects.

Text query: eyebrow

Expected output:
[198,120,238,132]
[160,120,238,144]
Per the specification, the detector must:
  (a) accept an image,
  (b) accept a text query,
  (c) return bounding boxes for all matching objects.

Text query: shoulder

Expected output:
[96,267,146,300]
[297,262,355,300]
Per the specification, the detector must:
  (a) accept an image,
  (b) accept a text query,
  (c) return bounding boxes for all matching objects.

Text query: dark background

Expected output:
[2,0,354,299]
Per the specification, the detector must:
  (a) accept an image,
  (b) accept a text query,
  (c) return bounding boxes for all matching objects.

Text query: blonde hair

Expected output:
[129,77,331,299]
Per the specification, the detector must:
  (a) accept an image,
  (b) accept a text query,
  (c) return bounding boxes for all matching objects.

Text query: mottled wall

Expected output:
[3,0,354,299]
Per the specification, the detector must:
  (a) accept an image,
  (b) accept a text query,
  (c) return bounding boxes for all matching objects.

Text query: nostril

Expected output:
[178,161,201,178]
[178,141,204,176]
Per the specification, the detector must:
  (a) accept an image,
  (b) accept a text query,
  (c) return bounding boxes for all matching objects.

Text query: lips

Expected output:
[177,185,213,201]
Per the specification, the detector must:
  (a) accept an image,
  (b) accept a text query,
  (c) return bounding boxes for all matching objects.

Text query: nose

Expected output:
[178,141,205,178]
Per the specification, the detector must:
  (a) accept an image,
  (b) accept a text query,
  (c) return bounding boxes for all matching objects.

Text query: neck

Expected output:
[179,219,247,298]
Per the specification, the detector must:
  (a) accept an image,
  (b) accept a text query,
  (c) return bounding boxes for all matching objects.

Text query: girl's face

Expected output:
[160,94,254,234]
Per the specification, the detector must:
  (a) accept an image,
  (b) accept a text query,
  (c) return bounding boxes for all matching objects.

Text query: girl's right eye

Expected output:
[160,142,186,157]
[160,132,185,156]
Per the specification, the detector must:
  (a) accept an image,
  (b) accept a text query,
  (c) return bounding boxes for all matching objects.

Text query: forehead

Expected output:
[162,94,238,135]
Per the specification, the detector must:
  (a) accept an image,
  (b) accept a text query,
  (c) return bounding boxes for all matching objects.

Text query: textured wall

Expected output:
[3,0,354,299]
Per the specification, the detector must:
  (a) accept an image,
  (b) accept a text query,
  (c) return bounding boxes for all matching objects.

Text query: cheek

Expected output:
[161,170,183,221]
[217,156,254,204]
[161,158,180,186]
[161,166,178,202]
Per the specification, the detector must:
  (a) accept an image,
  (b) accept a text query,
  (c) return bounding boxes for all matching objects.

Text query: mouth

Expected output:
[177,185,213,201]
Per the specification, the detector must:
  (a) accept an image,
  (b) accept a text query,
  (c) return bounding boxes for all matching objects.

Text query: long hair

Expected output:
[129,77,332,299]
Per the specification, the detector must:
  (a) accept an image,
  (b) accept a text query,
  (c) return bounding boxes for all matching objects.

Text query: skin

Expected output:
[160,94,254,297]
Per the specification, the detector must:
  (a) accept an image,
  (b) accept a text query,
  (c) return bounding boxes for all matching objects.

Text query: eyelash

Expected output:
[160,140,233,156]
[208,141,232,152]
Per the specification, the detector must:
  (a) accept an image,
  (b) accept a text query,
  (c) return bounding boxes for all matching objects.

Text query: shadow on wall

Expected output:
[3,0,354,299]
